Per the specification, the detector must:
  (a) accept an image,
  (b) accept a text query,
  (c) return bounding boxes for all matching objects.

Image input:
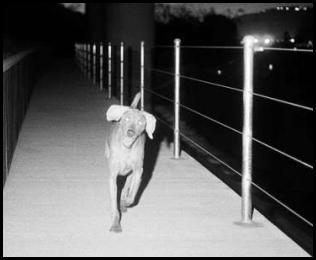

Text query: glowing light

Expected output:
[264,38,271,45]
[217,70,222,75]
[295,7,300,11]
[290,38,295,43]
[269,64,273,71]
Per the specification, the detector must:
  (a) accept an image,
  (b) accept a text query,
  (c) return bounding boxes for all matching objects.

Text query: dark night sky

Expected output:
[61,3,313,16]
[166,3,313,16]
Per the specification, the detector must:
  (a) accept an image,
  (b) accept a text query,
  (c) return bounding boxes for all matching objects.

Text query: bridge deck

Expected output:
[3,59,309,257]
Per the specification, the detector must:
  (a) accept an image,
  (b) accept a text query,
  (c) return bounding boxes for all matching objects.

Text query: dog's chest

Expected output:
[111,143,144,176]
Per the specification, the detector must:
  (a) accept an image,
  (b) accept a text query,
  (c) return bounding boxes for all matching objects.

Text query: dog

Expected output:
[105,92,156,232]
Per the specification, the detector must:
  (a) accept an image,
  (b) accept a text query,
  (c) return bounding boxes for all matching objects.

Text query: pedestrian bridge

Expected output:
[3,57,309,257]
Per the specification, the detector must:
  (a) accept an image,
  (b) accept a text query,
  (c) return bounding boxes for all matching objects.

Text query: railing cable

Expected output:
[252,137,313,170]
[143,86,313,170]
[252,91,313,112]
[180,132,313,227]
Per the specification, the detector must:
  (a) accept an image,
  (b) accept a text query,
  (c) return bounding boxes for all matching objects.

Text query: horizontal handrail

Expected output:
[146,67,313,111]
[3,50,34,72]
[252,91,313,112]
[144,85,313,170]
[261,47,313,53]
[143,87,174,103]
[153,45,313,53]
[252,137,313,169]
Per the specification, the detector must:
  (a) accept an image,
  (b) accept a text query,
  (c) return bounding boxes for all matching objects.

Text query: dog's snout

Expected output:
[127,129,135,137]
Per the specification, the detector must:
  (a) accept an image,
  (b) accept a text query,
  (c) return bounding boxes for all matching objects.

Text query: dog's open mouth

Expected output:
[123,135,137,148]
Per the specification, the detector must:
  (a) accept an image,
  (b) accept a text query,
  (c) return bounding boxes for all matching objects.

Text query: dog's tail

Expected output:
[130,92,141,109]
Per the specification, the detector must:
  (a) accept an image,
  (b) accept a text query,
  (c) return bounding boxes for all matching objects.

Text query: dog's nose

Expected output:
[127,129,135,137]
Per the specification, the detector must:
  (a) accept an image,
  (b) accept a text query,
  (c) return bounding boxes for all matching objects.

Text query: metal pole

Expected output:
[83,44,87,77]
[120,42,124,105]
[79,44,82,73]
[87,43,91,79]
[140,41,145,111]
[93,43,96,84]
[74,43,77,65]
[75,43,78,66]
[100,42,103,91]
[81,44,84,73]
[241,35,255,223]
[108,42,112,99]
[174,38,181,159]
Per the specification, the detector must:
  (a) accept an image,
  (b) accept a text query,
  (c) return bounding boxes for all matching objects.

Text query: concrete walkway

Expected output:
[3,59,309,257]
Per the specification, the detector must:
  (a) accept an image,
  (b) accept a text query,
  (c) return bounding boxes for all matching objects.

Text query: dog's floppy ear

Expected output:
[106,105,130,121]
[143,112,156,139]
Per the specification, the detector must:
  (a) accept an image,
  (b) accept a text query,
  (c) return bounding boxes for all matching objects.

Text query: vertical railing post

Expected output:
[108,42,112,99]
[140,41,145,111]
[80,44,83,73]
[93,43,96,84]
[100,42,104,91]
[87,43,91,80]
[83,44,87,77]
[75,43,78,66]
[81,44,84,73]
[174,38,181,159]
[241,35,256,223]
[120,42,124,105]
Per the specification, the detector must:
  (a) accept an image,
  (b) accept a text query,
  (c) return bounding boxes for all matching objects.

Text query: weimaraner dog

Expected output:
[105,92,156,232]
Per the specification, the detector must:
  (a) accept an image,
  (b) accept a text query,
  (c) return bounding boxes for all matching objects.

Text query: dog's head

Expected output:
[106,105,156,148]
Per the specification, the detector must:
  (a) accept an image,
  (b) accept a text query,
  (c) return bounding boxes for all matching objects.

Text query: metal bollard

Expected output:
[140,41,145,111]
[120,42,124,105]
[241,35,256,224]
[100,42,104,91]
[174,39,181,159]
[108,42,112,99]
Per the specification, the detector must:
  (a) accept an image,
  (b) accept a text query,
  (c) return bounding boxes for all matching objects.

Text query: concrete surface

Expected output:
[3,59,309,257]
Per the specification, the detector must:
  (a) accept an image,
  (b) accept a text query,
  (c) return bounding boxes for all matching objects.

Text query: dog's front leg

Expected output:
[125,167,143,207]
[109,173,122,233]
[121,174,133,212]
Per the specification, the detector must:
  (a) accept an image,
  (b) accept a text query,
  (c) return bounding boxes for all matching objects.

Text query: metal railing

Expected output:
[74,39,313,227]
[3,50,36,188]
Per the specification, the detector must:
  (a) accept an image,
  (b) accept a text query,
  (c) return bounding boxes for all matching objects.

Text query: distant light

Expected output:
[295,7,300,11]
[285,7,289,11]
[264,38,271,45]
[254,38,259,44]
[303,7,307,11]
[290,38,295,43]
[268,64,273,71]
[217,70,222,75]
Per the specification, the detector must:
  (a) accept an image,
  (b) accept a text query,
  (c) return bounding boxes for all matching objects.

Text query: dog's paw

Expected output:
[109,224,122,233]
[120,204,128,213]
[120,200,131,211]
